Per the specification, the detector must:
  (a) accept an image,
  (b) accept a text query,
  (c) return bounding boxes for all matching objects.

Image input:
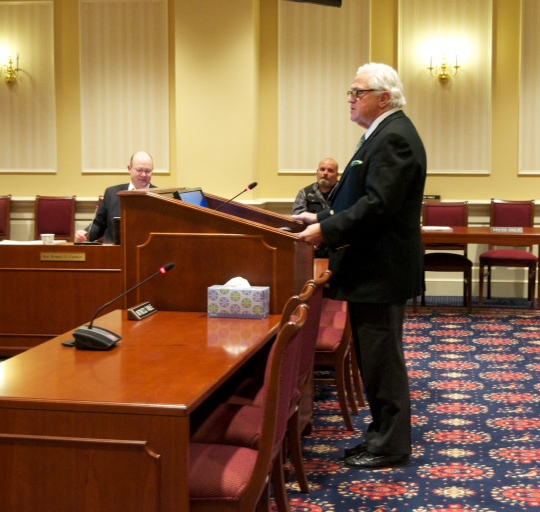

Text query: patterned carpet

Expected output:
[273,303,540,511]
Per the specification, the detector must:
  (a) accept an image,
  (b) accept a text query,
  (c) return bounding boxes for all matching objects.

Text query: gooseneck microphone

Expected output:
[214,182,258,212]
[63,262,175,350]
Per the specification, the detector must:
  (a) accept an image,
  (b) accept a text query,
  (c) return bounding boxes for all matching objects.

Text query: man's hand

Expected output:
[75,230,88,242]
[292,212,318,225]
[297,223,324,247]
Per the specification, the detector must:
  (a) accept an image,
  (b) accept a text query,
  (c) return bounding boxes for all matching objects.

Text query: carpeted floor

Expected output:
[273,303,540,511]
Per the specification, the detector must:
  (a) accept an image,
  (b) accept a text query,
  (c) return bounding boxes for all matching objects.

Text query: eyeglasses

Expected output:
[132,168,152,175]
[346,88,378,100]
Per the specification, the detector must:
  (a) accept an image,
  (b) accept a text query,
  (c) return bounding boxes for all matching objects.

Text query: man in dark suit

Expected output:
[294,63,427,469]
[75,151,157,243]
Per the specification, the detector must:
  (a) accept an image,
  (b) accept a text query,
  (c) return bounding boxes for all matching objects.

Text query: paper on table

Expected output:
[421,226,453,231]
[0,240,68,245]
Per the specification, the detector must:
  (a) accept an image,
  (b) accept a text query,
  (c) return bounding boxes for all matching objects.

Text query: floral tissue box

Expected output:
[207,286,270,319]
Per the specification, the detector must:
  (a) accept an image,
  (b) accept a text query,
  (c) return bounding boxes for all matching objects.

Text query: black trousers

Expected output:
[348,301,411,456]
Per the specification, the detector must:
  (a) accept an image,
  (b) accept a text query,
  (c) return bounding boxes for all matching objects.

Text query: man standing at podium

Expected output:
[75,151,156,243]
[294,63,426,469]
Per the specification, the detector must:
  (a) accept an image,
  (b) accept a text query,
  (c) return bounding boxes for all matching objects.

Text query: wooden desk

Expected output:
[0,243,123,355]
[0,310,281,511]
[422,226,540,308]
[422,226,540,247]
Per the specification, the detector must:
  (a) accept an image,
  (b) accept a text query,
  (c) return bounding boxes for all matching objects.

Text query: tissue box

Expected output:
[207,286,270,319]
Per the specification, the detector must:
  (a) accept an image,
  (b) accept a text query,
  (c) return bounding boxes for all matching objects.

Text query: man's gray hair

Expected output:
[356,62,406,108]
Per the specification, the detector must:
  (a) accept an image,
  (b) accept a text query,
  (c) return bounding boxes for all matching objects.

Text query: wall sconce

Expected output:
[428,54,460,85]
[1,54,19,84]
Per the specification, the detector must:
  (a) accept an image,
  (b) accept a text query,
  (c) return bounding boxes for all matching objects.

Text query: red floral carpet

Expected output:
[273,308,540,511]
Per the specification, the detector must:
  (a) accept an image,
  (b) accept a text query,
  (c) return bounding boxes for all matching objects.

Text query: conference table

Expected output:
[0,309,281,511]
[421,225,540,247]
[422,226,540,309]
[316,226,540,309]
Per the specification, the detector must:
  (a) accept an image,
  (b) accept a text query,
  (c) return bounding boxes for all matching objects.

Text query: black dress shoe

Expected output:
[344,451,410,469]
[343,442,367,458]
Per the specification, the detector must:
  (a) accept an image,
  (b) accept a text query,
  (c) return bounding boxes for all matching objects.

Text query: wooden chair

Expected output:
[189,303,308,512]
[349,340,365,411]
[479,199,538,308]
[34,195,76,242]
[417,201,473,312]
[198,271,331,496]
[285,270,330,493]
[0,194,11,240]
[312,265,364,415]
[313,298,359,432]
[223,277,324,406]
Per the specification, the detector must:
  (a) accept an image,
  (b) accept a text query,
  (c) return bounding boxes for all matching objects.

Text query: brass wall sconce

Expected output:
[428,54,460,84]
[1,54,19,84]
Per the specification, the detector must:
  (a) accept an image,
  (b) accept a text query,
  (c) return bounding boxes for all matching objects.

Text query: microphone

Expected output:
[63,262,175,350]
[214,182,258,211]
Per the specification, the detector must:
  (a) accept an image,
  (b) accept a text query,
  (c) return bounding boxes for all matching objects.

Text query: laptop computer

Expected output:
[175,187,209,208]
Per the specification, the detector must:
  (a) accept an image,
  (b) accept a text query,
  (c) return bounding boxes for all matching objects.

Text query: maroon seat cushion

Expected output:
[190,442,257,500]
[315,325,343,352]
[480,249,538,262]
[319,309,347,329]
[191,403,263,448]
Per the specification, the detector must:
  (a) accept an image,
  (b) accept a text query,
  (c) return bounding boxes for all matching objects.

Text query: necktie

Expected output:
[356,133,366,151]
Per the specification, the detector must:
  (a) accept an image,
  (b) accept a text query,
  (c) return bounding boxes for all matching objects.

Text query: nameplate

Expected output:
[40,252,86,262]
[423,194,441,200]
[490,227,523,233]
[127,301,157,321]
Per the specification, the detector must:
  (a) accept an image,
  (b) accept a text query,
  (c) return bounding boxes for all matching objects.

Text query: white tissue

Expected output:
[223,277,251,287]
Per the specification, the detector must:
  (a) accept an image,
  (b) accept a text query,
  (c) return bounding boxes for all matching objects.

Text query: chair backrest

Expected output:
[277,270,330,383]
[489,199,535,250]
[34,195,76,241]
[319,297,348,328]
[422,201,468,253]
[0,194,11,240]
[296,271,330,378]
[258,303,308,460]
[422,200,468,227]
[316,298,353,358]
[312,269,332,288]
[490,199,534,227]
[244,272,329,414]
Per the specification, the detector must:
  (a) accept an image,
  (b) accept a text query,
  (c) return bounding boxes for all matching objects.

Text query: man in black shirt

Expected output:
[291,157,338,257]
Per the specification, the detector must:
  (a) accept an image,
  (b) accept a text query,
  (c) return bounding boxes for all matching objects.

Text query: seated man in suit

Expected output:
[75,151,156,243]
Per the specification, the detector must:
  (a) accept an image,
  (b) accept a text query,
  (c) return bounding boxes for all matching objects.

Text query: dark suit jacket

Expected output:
[319,110,427,303]
[88,183,156,243]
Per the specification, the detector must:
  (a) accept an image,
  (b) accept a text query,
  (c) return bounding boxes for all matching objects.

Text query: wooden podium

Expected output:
[117,188,313,315]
